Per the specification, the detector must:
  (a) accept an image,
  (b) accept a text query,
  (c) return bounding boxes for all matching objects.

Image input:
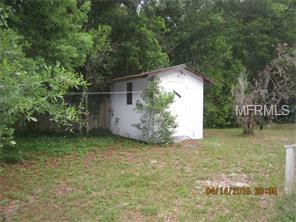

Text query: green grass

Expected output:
[271,194,296,222]
[0,124,295,221]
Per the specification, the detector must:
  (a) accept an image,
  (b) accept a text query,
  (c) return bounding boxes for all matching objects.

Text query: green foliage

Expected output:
[83,25,113,90]
[1,0,295,146]
[134,77,177,144]
[146,0,295,127]
[223,0,296,76]
[0,16,86,151]
[112,13,169,74]
[88,1,169,75]
[4,0,93,71]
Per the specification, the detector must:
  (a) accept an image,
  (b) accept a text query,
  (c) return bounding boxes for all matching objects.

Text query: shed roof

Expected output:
[110,64,214,84]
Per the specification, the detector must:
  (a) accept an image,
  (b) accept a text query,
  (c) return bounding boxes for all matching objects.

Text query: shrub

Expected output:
[134,77,177,144]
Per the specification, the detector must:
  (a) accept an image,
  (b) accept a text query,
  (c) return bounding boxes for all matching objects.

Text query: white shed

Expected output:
[109,64,213,142]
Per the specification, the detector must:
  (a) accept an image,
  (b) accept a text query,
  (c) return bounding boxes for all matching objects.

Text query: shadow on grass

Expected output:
[1,130,118,163]
[1,127,155,163]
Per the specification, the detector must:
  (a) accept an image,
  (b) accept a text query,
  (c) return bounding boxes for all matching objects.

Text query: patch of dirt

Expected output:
[174,139,201,149]
[161,207,179,222]
[117,151,138,163]
[83,148,140,167]
[16,162,34,170]
[149,159,166,169]
[196,173,253,189]
[81,148,147,168]
[122,211,144,222]
[0,199,20,220]
[101,148,119,160]
[83,142,199,168]
[258,196,273,209]
[55,184,80,196]
[99,149,142,163]
[83,150,101,166]
[46,158,62,168]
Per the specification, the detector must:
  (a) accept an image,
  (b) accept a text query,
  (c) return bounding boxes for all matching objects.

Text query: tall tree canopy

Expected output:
[4,0,93,70]
[140,0,295,126]
[88,0,169,76]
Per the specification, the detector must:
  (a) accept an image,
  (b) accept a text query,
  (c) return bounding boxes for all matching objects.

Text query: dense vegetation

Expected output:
[0,0,295,147]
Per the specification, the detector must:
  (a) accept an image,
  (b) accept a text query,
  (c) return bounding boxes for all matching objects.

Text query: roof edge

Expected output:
[110,64,214,84]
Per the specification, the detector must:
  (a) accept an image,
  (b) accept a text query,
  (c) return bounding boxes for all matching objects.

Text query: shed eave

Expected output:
[110,64,214,84]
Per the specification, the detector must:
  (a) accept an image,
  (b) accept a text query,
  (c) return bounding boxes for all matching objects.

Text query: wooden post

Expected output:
[285,144,296,195]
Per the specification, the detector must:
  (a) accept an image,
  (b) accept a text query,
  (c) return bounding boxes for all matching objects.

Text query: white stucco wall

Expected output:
[110,69,204,141]
[158,69,203,140]
[110,78,148,140]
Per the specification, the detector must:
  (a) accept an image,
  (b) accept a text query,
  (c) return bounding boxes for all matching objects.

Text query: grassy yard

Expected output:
[0,124,295,221]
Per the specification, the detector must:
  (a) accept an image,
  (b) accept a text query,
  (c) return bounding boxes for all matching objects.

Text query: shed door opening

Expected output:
[126,82,132,105]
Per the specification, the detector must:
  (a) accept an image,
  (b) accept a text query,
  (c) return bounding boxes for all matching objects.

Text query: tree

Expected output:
[2,0,116,91]
[220,0,296,77]
[3,0,93,71]
[134,77,177,144]
[233,44,296,134]
[1,0,295,144]
[170,2,244,127]
[88,0,169,76]
[0,7,86,151]
[82,25,113,90]
[144,0,295,127]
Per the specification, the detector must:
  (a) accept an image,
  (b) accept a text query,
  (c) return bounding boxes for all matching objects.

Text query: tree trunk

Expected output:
[243,114,255,134]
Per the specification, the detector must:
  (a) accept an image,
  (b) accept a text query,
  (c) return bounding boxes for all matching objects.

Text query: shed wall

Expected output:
[110,69,204,141]
[159,70,203,140]
[110,78,148,140]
